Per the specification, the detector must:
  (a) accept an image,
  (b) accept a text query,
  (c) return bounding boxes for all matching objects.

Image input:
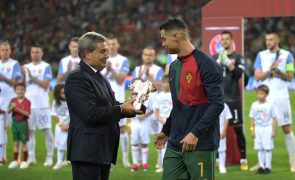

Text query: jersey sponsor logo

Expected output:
[38,69,42,74]
[6,67,11,72]
[209,34,236,56]
[185,72,192,83]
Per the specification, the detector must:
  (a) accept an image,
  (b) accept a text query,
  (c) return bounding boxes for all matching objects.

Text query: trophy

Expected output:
[129,78,156,111]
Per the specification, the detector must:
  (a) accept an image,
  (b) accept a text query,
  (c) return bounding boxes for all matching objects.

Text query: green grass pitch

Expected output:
[0,91,294,180]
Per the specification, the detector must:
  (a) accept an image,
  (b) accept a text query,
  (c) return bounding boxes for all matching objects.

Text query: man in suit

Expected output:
[65,32,143,180]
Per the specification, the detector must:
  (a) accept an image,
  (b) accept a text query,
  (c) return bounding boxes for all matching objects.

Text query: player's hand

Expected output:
[60,124,69,131]
[220,130,226,139]
[26,68,33,79]
[0,73,5,81]
[271,61,278,70]
[180,132,198,152]
[138,114,145,121]
[10,103,17,109]
[67,61,73,71]
[272,130,276,138]
[157,117,166,125]
[154,132,168,149]
[138,70,144,78]
[121,98,143,116]
[20,66,26,75]
[145,68,150,77]
[106,61,112,71]
[250,131,255,138]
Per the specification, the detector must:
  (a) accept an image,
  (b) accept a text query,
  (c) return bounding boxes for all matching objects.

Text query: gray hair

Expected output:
[78,32,107,59]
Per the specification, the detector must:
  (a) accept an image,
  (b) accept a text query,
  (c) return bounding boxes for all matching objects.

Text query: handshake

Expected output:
[120,78,156,116]
[217,50,231,66]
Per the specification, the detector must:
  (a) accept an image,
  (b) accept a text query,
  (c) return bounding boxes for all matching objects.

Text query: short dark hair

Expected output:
[70,37,79,43]
[107,34,117,40]
[143,46,155,51]
[256,84,269,95]
[14,81,26,89]
[221,31,233,38]
[265,30,279,36]
[31,43,43,50]
[159,18,188,32]
[0,41,10,47]
[78,32,107,59]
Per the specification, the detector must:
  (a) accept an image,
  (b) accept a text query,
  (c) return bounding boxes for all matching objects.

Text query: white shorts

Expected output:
[254,126,273,150]
[28,108,52,130]
[0,119,5,145]
[149,119,162,135]
[54,124,68,150]
[119,118,127,127]
[218,137,226,152]
[271,99,292,127]
[4,113,12,127]
[130,119,150,145]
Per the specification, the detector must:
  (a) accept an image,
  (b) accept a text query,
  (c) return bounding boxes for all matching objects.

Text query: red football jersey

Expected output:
[10,97,31,121]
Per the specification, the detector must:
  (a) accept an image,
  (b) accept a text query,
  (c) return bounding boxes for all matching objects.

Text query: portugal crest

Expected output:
[186,72,192,83]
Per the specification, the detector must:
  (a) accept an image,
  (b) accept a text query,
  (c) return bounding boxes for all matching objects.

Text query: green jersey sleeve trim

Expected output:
[286,63,294,72]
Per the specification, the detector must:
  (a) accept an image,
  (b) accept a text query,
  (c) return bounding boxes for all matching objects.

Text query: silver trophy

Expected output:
[129,78,156,110]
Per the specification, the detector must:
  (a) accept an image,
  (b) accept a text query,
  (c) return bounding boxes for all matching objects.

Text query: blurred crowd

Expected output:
[0,0,206,73]
[1,0,295,76]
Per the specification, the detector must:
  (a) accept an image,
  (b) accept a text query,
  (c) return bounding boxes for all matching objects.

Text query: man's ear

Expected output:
[173,33,178,42]
[84,50,90,60]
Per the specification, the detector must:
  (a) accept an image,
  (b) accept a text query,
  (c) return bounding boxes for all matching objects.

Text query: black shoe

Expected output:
[257,167,265,174]
[264,168,271,174]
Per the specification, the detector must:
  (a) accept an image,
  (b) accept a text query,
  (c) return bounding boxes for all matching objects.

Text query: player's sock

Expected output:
[235,126,247,159]
[131,145,140,165]
[57,149,64,164]
[219,151,226,168]
[23,151,28,161]
[4,128,7,159]
[43,128,54,160]
[0,145,3,162]
[120,132,129,162]
[265,150,272,169]
[285,132,295,166]
[258,149,265,168]
[27,130,36,161]
[161,146,166,161]
[141,147,148,165]
[14,152,19,161]
[156,149,162,167]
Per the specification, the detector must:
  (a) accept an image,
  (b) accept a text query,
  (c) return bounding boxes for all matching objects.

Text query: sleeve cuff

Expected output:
[191,128,201,138]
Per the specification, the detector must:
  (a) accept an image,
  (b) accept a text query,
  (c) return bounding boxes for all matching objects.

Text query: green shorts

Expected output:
[163,148,216,180]
[12,117,28,144]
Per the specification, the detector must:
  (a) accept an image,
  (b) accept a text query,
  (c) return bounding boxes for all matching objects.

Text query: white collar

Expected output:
[84,60,98,73]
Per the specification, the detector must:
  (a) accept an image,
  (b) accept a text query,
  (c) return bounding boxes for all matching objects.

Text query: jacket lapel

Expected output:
[79,61,117,104]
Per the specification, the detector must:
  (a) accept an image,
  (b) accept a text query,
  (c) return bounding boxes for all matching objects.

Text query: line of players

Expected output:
[0,36,171,172]
[0,40,73,170]
[0,30,294,175]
